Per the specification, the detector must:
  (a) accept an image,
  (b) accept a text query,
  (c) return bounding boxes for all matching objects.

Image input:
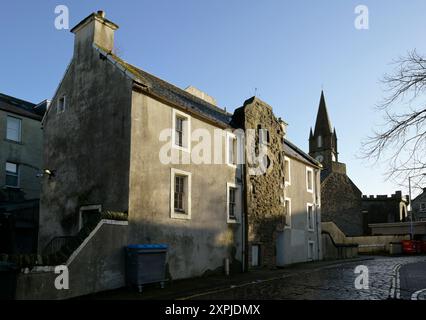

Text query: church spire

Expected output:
[309,90,339,168]
[313,90,333,136]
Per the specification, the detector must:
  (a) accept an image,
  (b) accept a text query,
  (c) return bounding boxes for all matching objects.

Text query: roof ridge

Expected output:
[98,46,232,117]
[128,61,231,116]
[284,138,321,167]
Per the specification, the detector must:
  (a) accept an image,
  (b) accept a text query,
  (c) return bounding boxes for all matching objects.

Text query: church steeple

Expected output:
[309,91,338,169]
[313,90,333,136]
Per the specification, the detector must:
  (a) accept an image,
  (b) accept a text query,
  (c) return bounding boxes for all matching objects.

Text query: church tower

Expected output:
[309,91,338,170]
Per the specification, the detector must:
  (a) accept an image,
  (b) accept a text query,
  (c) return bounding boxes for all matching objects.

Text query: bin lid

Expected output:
[127,244,168,249]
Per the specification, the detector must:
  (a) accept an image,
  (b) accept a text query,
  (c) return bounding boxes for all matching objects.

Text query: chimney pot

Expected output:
[97,11,105,18]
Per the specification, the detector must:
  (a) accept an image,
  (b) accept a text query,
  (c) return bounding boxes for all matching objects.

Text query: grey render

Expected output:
[279,140,322,265]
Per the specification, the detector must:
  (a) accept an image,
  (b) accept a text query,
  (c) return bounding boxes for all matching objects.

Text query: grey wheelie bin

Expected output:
[125,244,168,293]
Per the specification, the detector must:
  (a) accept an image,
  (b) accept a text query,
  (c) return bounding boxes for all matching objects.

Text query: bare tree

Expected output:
[362,50,426,192]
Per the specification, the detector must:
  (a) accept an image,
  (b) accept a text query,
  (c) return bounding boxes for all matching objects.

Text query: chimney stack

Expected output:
[70,11,119,58]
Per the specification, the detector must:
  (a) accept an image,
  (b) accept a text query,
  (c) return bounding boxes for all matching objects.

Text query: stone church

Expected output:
[309,91,364,236]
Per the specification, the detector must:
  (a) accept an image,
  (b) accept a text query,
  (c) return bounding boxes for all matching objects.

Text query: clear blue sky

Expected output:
[1,0,426,196]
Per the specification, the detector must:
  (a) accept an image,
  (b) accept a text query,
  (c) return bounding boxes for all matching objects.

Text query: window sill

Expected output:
[4,139,23,145]
[171,212,191,220]
[307,228,315,232]
[226,163,237,169]
[227,218,240,224]
[172,144,190,153]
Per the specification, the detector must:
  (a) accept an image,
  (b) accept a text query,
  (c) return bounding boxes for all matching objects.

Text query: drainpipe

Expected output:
[241,135,249,273]
[315,168,321,260]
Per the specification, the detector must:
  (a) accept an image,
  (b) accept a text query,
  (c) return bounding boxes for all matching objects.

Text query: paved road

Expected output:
[399,261,426,300]
[187,256,426,300]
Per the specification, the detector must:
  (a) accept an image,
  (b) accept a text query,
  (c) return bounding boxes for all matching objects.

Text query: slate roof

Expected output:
[96,46,233,127]
[0,93,45,121]
[284,139,321,168]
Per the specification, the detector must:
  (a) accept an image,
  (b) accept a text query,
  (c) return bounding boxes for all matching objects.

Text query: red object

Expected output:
[402,240,416,254]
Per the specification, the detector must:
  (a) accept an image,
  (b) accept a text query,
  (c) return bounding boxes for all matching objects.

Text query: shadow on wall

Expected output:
[126,214,244,281]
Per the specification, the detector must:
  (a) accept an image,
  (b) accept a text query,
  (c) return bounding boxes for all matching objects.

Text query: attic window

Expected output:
[57,96,66,114]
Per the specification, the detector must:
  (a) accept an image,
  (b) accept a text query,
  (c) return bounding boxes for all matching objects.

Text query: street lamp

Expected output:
[408,173,426,240]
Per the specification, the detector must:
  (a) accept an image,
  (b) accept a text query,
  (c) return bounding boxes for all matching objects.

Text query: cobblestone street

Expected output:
[186,256,426,300]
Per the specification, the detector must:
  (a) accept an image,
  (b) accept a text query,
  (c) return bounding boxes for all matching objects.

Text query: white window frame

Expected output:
[307,203,315,232]
[170,168,192,220]
[5,162,19,188]
[284,156,291,186]
[57,95,66,114]
[306,167,314,193]
[226,132,237,167]
[6,116,22,142]
[78,204,102,231]
[284,197,292,229]
[226,182,241,224]
[171,109,191,153]
[308,240,315,260]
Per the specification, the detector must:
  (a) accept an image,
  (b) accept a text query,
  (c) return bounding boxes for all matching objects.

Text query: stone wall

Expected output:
[233,97,286,268]
[362,191,409,227]
[15,220,128,300]
[322,221,409,255]
[321,172,363,236]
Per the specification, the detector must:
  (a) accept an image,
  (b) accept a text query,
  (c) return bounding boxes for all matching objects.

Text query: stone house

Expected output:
[0,93,47,253]
[412,188,426,221]
[32,11,322,298]
[309,91,364,236]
